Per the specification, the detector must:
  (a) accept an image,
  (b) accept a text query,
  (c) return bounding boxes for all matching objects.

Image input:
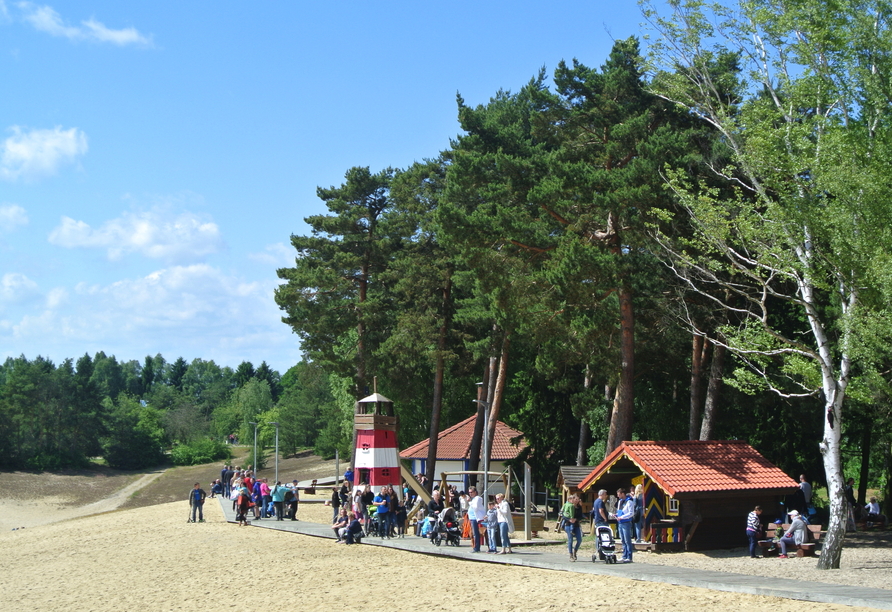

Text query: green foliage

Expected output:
[102,395,166,470]
[170,438,232,466]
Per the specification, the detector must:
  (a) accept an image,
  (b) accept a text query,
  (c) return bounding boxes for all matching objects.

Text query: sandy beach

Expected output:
[2,496,886,612]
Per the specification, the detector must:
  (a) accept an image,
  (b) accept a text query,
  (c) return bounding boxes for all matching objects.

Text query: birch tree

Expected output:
[643,0,892,569]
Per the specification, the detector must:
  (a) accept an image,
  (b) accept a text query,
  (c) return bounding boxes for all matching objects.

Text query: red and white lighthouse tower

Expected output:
[354,391,400,493]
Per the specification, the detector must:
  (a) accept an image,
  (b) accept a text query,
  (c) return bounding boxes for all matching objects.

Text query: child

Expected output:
[767,519,783,551]
[396,499,408,538]
[486,501,500,553]
[210,479,223,498]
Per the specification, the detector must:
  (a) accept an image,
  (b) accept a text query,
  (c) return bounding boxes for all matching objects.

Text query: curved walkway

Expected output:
[217,498,892,610]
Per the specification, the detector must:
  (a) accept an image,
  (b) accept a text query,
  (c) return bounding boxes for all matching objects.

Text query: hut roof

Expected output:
[578,440,798,498]
[399,414,527,461]
[557,466,597,489]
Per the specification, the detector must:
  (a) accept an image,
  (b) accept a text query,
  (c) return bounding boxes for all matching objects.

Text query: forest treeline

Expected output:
[273,11,892,537]
[0,352,344,471]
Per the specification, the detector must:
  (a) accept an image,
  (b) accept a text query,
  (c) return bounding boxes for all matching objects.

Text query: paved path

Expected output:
[217,499,892,610]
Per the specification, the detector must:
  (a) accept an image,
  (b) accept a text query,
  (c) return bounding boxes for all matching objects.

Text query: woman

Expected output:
[496,493,513,554]
[235,482,251,526]
[361,484,374,534]
[562,494,584,561]
[778,509,808,558]
[633,484,645,542]
[270,481,286,521]
[331,507,349,541]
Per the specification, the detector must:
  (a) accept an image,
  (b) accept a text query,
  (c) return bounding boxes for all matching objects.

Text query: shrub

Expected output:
[171,438,232,466]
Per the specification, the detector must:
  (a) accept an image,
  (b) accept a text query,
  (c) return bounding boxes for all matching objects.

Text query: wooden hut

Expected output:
[400,414,527,492]
[578,440,798,551]
[557,466,597,514]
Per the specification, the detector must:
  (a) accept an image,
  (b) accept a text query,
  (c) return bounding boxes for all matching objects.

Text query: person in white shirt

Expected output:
[864,496,887,528]
[467,486,486,553]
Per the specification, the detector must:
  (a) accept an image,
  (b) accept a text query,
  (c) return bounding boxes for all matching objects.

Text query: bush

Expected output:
[171,438,232,466]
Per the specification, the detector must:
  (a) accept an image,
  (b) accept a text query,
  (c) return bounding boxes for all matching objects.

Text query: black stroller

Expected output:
[593,525,618,564]
[431,508,461,546]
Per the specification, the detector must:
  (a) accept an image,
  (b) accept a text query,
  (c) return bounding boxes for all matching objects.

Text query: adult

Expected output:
[331,508,349,541]
[188,483,207,523]
[562,494,584,561]
[344,511,364,544]
[260,478,272,519]
[427,490,445,542]
[495,493,513,554]
[865,496,887,528]
[615,487,635,563]
[270,481,286,521]
[778,509,808,558]
[235,482,251,526]
[330,486,341,522]
[745,505,763,559]
[285,481,299,520]
[845,477,858,532]
[592,489,609,529]
[343,467,354,486]
[361,484,374,534]
[633,484,645,542]
[799,474,812,506]
[467,486,485,553]
[373,487,391,538]
[221,464,230,498]
[251,478,263,520]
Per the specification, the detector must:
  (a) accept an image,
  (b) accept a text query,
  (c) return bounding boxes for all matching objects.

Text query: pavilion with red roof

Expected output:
[400,414,527,491]
[578,440,798,550]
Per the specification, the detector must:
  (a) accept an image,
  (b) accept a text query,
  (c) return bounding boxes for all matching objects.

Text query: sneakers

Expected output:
[778,554,788,558]
[569,553,577,562]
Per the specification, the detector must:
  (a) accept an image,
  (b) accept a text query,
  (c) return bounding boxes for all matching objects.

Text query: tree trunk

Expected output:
[605,283,634,455]
[689,333,705,440]
[424,275,452,492]
[858,422,871,506]
[699,340,726,441]
[484,334,511,464]
[576,366,593,466]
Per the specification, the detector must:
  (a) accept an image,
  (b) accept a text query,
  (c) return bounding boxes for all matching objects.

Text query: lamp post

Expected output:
[268,421,279,483]
[248,421,258,474]
[472,398,491,501]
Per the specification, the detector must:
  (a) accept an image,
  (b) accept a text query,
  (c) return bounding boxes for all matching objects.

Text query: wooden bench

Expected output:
[758,524,822,557]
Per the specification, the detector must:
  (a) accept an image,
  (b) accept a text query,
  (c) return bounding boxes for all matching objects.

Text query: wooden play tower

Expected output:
[353,389,400,493]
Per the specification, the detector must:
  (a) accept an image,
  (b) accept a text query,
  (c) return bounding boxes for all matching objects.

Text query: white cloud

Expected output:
[0,272,39,304]
[17,3,151,46]
[0,204,27,231]
[49,207,224,263]
[0,126,88,181]
[248,242,295,268]
[0,264,301,372]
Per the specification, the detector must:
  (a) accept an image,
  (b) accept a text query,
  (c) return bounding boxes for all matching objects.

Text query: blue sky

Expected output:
[0,1,650,374]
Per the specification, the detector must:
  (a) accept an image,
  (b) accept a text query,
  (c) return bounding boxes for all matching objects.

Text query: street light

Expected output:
[248,422,258,474]
[472,398,491,501]
[268,422,279,483]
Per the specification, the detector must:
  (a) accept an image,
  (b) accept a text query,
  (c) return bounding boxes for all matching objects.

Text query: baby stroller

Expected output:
[437,507,461,547]
[593,525,617,564]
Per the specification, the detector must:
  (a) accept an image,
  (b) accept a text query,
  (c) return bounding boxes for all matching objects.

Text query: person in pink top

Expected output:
[260,479,272,519]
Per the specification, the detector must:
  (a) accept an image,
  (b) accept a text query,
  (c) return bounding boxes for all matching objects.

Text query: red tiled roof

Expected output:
[400,414,527,461]
[578,440,798,497]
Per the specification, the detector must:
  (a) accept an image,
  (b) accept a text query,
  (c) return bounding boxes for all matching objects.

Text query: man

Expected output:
[467,486,485,553]
[373,487,391,538]
[221,464,230,498]
[330,486,341,522]
[799,474,812,506]
[286,480,300,520]
[592,489,609,529]
[615,487,635,563]
[188,482,207,523]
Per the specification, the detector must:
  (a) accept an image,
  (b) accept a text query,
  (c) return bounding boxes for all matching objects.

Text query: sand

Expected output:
[1,498,884,612]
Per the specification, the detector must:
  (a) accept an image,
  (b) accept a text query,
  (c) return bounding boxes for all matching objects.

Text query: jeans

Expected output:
[747,530,760,557]
[470,519,482,551]
[564,522,582,556]
[618,521,634,561]
[190,501,204,522]
[487,524,498,551]
[779,535,797,556]
[499,522,511,549]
